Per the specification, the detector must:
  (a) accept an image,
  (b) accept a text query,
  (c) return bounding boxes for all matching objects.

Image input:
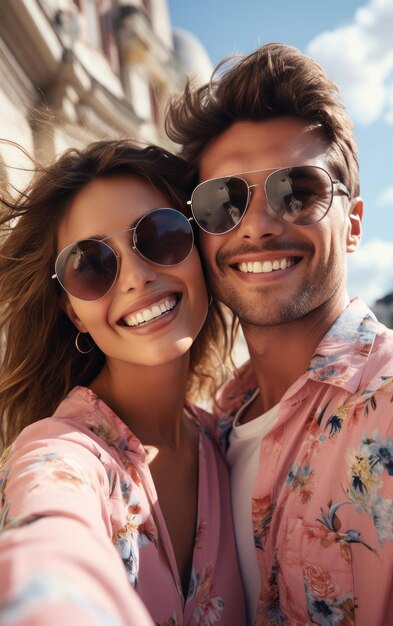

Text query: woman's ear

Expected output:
[346,197,363,253]
[61,295,88,332]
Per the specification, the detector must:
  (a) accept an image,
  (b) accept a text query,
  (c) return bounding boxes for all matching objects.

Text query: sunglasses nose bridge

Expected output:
[247,181,273,213]
[245,179,281,228]
[103,225,136,245]
[102,227,146,280]
[116,242,158,293]
[104,226,140,261]
[248,181,265,196]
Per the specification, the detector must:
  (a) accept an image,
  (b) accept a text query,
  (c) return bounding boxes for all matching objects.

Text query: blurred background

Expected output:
[0,0,392,328]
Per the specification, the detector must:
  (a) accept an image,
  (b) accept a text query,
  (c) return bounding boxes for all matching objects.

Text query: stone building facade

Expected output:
[0,0,212,190]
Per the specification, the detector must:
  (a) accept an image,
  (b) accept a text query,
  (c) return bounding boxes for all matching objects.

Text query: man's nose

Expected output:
[236,183,284,240]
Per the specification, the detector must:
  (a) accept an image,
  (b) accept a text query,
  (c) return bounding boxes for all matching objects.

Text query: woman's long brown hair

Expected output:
[0,140,232,448]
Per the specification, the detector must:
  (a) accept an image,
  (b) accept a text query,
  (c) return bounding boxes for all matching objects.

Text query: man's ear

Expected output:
[61,295,88,333]
[346,197,363,253]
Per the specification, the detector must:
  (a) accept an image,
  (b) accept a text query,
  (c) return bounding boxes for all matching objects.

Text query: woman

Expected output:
[0,141,245,626]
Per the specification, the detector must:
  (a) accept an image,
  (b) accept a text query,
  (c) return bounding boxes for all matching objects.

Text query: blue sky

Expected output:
[168,0,393,306]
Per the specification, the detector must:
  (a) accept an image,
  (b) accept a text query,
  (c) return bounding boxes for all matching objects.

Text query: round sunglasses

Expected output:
[188,165,351,234]
[52,208,194,301]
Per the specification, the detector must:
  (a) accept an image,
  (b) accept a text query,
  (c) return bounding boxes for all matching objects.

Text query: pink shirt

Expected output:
[0,387,245,626]
[216,299,393,626]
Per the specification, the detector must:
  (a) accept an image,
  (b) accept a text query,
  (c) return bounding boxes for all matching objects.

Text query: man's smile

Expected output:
[237,257,298,273]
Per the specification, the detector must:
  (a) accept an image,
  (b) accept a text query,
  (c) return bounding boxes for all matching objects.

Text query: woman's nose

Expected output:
[116,246,158,292]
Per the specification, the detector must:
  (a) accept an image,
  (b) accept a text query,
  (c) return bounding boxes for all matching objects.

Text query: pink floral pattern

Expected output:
[217,299,393,625]
[0,389,245,625]
[304,564,336,599]
[189,562,224,625]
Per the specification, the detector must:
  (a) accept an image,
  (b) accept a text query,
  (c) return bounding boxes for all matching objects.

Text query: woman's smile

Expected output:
[119,293,180,328]
[58,175,208,367]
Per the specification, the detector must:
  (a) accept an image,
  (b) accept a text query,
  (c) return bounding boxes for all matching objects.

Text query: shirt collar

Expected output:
[58,386,147,460]
[306,297,379,393]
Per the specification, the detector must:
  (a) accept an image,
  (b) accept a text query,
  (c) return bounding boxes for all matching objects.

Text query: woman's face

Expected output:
[57,175,208,368]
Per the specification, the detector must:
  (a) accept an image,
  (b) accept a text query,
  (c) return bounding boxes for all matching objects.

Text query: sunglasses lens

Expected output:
[266,166,332,225]
[191,177,248,234]
[56,240,117,300]
[135,208,193,266]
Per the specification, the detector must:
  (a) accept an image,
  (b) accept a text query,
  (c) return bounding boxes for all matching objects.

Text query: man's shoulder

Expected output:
[214,362,258,416]
[372,315,393,346]
[362,317,393,386]
[209,363,257,451]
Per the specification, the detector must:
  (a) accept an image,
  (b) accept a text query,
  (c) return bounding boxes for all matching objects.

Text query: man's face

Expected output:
[197,118,362,329]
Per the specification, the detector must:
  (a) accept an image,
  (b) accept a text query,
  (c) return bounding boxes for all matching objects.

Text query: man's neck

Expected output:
[241,293,350,417]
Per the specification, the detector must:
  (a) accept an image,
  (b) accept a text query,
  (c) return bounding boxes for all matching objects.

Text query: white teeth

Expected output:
[122,296,177,327]
[238,258,295,274]
[142,309,153,322]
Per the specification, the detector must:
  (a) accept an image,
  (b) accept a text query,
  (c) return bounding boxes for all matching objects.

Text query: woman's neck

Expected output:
[90,354,199,598]
[89,353,190,448]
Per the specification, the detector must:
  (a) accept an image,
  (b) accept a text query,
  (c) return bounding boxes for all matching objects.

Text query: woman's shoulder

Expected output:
[11,386,105,447]
[1,386,144,473]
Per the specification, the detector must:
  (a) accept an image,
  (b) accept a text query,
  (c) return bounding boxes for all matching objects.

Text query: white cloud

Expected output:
[386,81,393,124]
[306,0,393,125]
[377,185,393,206]
[347,239,393,305]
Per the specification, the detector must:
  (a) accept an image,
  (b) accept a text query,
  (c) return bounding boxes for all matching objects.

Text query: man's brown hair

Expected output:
[166,42,359,197]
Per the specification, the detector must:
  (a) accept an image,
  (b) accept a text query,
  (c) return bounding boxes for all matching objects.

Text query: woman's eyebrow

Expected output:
[99,224,137,242]
[71,232,106,242]
[77,219,140,243]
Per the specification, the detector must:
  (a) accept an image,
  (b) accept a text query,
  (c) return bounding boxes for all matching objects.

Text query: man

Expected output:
[167,43,393,626]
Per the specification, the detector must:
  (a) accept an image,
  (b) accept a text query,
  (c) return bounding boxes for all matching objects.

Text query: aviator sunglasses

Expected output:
[188,165,351,234]
[52,207,194,301]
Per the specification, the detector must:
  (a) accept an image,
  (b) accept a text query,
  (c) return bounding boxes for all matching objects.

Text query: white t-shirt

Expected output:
[227,391,279,626]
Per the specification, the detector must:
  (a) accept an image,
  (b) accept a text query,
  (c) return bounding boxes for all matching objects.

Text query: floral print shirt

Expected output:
[216,298,393,626]
[0,387,245,626]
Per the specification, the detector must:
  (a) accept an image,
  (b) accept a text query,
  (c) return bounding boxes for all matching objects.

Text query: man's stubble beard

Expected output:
[208,253,346,328]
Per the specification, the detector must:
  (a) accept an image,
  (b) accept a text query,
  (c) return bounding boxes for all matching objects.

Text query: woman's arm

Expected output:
[0,419,155,626]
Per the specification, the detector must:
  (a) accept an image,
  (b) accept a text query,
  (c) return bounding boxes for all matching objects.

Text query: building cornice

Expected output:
[0,0,63,88]
[0,0,141,138]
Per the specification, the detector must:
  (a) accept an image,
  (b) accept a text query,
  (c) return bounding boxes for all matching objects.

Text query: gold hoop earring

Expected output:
[75,331,94,354]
